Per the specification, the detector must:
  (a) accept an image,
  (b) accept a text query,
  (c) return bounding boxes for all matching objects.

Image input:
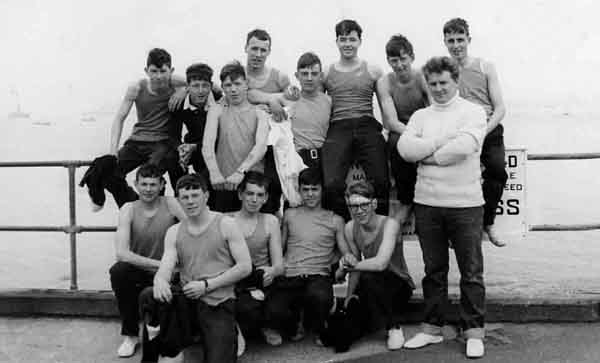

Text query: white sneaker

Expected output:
[117,336,139,357]
[262,328,283,346]
[403,332,443,349]
[466,338,484,358]
[387,327,405,350]
[237,325,246,357]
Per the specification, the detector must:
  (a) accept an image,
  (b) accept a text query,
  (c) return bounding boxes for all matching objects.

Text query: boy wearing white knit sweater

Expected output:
[398,56,487,359]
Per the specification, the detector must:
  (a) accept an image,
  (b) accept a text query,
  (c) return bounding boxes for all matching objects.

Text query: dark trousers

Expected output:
[209,190,241,213]
[356,271,413,331]
[298,148,323,171]
[481,125,508,226]
[139,287,237,363]
[387,132,417,205]
[261,146,282,214]
[109,261,155,336]
[235,290,265,338]
[264,275,333,336]
[414,204,485,336]
[322,117,389,220]
[110,139,179,199]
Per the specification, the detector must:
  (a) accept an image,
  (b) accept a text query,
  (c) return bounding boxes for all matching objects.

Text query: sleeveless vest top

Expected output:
[284,208,338,277]
[248,68,287,93]
[129,197,177,260]
[176,214,236,306]
[215,104,264,178]
[130,79,175,142]
[458,58,493,119]
[352,217,415,289]
[243,213,271,268]
[387,72,429,124]
[289,93,331,150]
[325,61,375,123]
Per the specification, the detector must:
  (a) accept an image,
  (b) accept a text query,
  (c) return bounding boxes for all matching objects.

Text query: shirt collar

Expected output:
[183,94,198,111]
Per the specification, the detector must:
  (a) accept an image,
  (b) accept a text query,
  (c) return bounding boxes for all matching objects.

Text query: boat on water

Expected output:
[8,109,30,119]
[80,115,96,123]
[31,120,51,126]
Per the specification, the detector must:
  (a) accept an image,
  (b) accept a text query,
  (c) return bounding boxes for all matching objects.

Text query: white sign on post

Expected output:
[492,148,528,237]
[345,149,528,238]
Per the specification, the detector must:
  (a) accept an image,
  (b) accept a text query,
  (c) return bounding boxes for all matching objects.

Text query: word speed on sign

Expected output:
[493,148,527,237]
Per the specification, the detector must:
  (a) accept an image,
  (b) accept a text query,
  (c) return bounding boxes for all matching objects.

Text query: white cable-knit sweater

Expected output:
[397,92,487,208]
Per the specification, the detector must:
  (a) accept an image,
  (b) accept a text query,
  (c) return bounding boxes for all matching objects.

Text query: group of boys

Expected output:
[106,16,506,362]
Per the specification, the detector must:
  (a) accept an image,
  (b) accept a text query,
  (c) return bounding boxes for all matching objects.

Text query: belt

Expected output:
[299,147,321,160]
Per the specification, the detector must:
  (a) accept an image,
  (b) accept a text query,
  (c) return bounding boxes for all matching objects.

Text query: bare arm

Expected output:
[247,89,283,105]
[266,215,284,277]
[153,224,179,302]
[484,61,506,134]
[201,104,225,187]
[417,71,433,105]
[281,209,291,253]
[170,74,187,88]
[165,196,187,222]
[236,108,269,173]
[353,217,400,272]
[376,76,406,134]
[259,215,284,287]
[333,214,351,256]
[109,83,138,155]
[247,72,291,121]
[206,217,252,290]
[342,222,361,299]
[246,71,291,104]
[114,203,161,271]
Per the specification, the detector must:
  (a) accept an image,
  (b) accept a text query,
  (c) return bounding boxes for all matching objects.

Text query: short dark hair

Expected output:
[298,167,323,187]
[136,163,163,181]
[146,48,172,68]
[220,61,246,82]
[385,34,414,59]
[296,52,322,71]
[335,19,362,39]
[422,56,460,83]
[443,18,470,36]
[186,63,213,84]
[345,181,375,199]
[246,28,271,48]
[237,171,271,193]
[176,173,209,193]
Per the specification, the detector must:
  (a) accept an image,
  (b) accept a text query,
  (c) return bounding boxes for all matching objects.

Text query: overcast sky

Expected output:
[1,0,598,119]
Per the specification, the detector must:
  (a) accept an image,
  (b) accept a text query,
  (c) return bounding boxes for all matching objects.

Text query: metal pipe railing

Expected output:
[528,152,600,160]
[0,153,598,291]
[0,160,106,290]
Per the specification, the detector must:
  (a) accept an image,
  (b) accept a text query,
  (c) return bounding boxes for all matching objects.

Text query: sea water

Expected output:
[0,107,599,290]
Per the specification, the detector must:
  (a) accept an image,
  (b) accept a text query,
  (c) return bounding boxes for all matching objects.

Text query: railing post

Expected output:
[67,165,78,290]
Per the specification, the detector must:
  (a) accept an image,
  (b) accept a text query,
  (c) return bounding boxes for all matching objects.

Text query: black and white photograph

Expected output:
[1,1,599,362]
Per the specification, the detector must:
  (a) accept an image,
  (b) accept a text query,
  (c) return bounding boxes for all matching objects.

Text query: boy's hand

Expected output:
[169,88,188,111]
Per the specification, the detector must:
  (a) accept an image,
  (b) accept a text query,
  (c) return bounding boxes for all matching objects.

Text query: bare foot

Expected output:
[485,225,507,247]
